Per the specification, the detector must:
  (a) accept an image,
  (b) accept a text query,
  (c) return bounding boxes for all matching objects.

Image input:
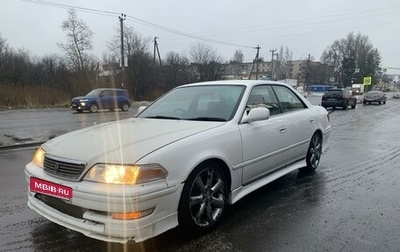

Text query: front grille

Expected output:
[44,156,86,180]
[35,193,86,219]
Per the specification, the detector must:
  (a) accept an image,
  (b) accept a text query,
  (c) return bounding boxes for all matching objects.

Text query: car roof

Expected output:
[94,88,127,91]
[180,80,293,89]
[326,88,345,91]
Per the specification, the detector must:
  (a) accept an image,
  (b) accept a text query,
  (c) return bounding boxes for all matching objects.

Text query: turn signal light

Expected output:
[111,208,155,220]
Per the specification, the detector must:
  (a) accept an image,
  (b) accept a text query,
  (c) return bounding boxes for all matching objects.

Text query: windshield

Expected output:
[137,85,246,121]
[86,89,102,97]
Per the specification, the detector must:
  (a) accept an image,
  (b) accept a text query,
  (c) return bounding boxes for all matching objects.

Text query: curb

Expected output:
[0,141,44,151]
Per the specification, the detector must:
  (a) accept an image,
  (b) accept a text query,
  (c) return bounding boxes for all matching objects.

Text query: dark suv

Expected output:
[70,88,131,113]
[321,89,357,110]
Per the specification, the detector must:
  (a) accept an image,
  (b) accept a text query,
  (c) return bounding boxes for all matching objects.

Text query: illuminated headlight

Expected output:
[84,163,168,185]
[79,99,88,105]
[33,148,46,168]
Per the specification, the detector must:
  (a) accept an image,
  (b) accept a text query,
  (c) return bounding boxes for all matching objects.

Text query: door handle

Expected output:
[279,126,287,134]
[309,119,315,124]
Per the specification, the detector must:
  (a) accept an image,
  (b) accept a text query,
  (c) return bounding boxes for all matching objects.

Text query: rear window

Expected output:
[324,90,343,96]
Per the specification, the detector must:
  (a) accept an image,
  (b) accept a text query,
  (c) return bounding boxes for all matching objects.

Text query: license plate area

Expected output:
[30,177,73,200]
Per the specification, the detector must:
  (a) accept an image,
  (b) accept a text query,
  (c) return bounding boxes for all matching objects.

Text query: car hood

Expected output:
[72,96,92,101]
[42,118,225,164]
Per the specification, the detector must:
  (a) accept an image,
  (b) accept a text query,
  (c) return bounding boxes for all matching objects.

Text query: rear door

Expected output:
[272,85,314,162]
[99,90,114,109]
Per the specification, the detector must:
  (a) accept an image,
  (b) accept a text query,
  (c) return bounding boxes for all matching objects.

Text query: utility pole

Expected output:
[153,37,165,86]
[270,49,277,80]
[305,54,311,91]
[119,13,126,87]
[249,45,260,80]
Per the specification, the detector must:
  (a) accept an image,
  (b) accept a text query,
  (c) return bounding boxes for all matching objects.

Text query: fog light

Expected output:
[111,208,155,220]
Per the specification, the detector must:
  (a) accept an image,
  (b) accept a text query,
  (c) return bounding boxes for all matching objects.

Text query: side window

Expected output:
[272,85,306,113]
[102,90,112,97]
[119,90,127,97]
[247,85,280,116]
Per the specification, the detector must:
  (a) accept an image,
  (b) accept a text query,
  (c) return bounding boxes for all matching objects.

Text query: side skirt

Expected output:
[228,158,306,205]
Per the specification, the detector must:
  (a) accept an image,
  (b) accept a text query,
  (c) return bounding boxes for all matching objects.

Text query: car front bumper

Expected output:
[70,102,90,111]
[25,162,183,243]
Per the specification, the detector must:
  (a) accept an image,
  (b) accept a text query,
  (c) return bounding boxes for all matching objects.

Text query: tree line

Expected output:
[0,9,382,108]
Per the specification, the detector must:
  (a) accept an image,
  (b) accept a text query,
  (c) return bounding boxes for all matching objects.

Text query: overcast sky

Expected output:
[1,0,400,74]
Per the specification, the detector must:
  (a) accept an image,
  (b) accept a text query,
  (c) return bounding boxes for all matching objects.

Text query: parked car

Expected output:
[363,91,387,105]
[321,89,357,110]
[70,88,131,113]
[25,80,331,243]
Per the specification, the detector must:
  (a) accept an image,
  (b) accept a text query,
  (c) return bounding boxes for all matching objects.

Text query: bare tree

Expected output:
[190,43,223,81]
[105,24,157,98]
[0,33,9,85]
[275,46,293,80]
[58,9,94,72]
[163,51,190,89]
[107,25,151,64]
[230,49,244,77]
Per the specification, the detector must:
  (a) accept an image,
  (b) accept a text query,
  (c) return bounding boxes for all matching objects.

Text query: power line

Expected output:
[22,0,254,49]
[20,0,400,67]
[197,6,400,37]
[22,0,400,51]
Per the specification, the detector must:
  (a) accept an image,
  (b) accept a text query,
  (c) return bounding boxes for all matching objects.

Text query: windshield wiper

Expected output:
[187,117,226,122]
[144,116,181,120]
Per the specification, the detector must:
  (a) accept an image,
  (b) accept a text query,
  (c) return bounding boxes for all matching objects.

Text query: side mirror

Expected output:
[241,107,270,123]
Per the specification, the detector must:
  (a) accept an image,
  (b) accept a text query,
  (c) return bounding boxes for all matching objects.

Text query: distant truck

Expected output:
[351,84,365,103]
[351,84,365,95]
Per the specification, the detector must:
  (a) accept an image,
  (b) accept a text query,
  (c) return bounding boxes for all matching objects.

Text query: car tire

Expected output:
[351,102,356,109]
[379,101,381,105]
[121,102,130,112]
[178,163,227,235]
[303,133,322,172]
[384,101,386,105]
[343,101,348,110]
[89,103,98,113]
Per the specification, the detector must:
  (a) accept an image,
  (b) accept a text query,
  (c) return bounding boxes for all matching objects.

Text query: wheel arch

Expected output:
[312,129,323,143]
[89,100,99,107]
[183,158,232,194]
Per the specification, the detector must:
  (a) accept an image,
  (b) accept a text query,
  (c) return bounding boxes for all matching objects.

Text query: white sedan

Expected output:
[25,80,331,243]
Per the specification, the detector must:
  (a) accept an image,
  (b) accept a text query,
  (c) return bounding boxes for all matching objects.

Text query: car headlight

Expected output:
[33,148,46,168]
[84,163,168,185]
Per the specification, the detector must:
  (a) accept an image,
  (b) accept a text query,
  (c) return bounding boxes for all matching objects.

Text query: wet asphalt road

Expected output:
[1,97,400,251]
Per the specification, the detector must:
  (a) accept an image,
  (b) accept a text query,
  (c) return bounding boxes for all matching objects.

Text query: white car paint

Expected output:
[25,80,331,243]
